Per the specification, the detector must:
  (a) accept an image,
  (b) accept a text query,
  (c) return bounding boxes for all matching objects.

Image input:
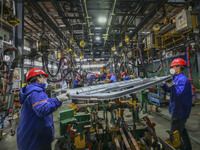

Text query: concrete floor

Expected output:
[1,100,200,150]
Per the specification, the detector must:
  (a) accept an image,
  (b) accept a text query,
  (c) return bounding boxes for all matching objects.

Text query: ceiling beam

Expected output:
[51,0,81,48]
[103,0,117,48]
[130,0,167,38]
[27,0,66,43]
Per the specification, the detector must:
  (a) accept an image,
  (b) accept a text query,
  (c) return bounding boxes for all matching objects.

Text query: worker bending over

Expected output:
[161,58,192,150]
[17,68,67,150]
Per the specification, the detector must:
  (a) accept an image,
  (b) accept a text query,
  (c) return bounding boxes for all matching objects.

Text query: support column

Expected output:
[13,1,24,84]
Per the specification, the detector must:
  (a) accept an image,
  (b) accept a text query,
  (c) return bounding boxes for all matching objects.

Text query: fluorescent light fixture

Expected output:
[95,27,102,30]
[59,25,66,27]
[98,17,107,23]
[96,36,100,40]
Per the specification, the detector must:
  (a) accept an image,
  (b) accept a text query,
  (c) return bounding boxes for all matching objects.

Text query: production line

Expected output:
[0,0,200,150]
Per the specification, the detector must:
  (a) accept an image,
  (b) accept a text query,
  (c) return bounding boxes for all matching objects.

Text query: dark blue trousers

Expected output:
[171,117,192,150]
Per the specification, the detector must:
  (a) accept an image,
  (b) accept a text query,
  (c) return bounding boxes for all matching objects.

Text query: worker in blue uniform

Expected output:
[89,74,96,85]
[72,76,83,89]
[110,73,116,83]
[72,76,83,103]
[100,73,106,81]
[17,68,68,150]
[122,72,131,80]
[161,58,192,150]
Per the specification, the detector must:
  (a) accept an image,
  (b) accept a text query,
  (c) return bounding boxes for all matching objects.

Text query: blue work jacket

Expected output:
[110,75,116,83]
[161,73,192,119]
[17,83,62,150]
[72,79,79,88]
[124,75,131,80]
[100,75,106,81]
[89,76,96,83]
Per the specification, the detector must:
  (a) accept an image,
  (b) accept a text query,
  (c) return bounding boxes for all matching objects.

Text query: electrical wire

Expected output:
[47,69,82,83]
[186,43,196,103]
[135,46,162,73]
[43,56,67,77]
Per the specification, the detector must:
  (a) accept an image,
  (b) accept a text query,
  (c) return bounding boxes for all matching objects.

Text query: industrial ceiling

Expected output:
[0,0,196,59]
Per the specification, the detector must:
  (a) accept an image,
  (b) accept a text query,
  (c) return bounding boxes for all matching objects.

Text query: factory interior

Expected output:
[1,0,200,150]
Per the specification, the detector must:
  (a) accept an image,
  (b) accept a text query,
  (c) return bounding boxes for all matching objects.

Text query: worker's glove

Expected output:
[165,79,175,87]
[56,93,69,102]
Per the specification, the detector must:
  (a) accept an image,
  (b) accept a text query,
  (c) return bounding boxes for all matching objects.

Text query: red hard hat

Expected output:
[96,74,99,77]
[26,68,48,81]
[170,58,187,68]
[121,72,126,76]
[107,74,111,78]
[91,74,95,76]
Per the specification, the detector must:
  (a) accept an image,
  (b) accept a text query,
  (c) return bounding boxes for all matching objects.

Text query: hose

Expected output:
[3,47,21,86]
[43,56,67,77]
[136,47,162,73]
[47,69,82,83]
[186,44,196,103]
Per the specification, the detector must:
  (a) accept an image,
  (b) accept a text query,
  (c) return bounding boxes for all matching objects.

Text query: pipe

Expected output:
[186,45,196,103]
[120,128,131,150]
[123,122,140,150]
[82,0,92,43]
[3,47,21,86]
[103,0,117,47]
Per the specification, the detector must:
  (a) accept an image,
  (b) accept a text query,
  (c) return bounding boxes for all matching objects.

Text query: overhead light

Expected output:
[96,36,100,41]
[95,27,102,30]
[98,17,107,23]
[59,25,66,27]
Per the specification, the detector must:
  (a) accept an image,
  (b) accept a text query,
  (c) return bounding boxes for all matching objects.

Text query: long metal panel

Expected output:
[68,76,171,100]
[66,78,146,94]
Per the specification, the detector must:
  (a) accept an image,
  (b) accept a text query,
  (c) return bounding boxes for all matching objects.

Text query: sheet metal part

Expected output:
[120,128,131,150]
[66,78,145,94]
[67,76,171,100]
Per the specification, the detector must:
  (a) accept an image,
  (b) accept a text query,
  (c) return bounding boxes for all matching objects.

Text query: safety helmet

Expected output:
[107,74,111,78]
[26,68,48,81]
[96,74,99,77]
[170,58,187,68]
[121,72,126,76]
[91,74,95,76]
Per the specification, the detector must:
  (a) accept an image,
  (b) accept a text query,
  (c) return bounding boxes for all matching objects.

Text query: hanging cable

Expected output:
[186,43,196,103]
[134,46,162,73]
[43,56,67,77]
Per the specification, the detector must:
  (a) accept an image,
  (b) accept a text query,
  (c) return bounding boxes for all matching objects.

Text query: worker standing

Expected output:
[161,58,192,150]
[110,73,116,83]
[17,68,68,150]
[89,74,95,85]
[122,72,131,80]
[72,76,83,89]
